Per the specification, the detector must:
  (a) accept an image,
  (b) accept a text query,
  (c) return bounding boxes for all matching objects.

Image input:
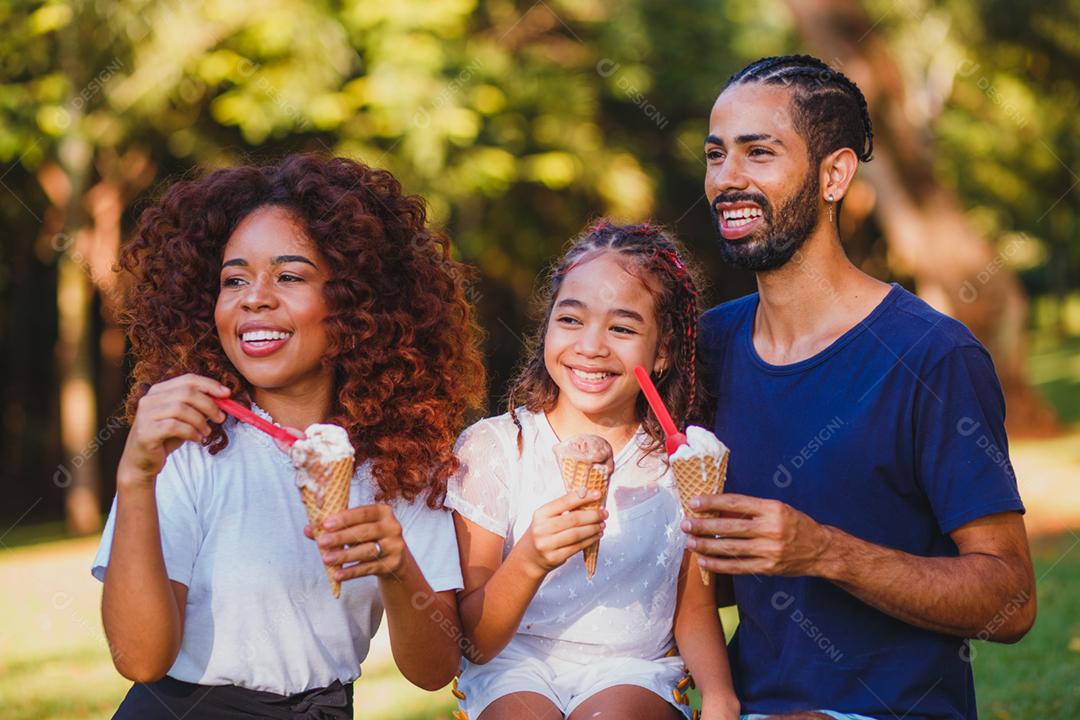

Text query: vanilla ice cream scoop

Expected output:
[669,425,729,587]
[290,423,355,494]
[670,425,727,461]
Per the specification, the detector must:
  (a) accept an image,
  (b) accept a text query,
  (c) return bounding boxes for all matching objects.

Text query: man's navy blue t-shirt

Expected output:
[699,284,1024,720]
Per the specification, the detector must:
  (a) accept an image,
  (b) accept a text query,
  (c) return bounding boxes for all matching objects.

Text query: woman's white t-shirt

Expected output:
[445,408,686,661]
[91,410,463,695]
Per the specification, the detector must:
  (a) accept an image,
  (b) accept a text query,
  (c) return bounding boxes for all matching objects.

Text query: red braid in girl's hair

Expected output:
[648,245,700,412]
[506,220,706,456]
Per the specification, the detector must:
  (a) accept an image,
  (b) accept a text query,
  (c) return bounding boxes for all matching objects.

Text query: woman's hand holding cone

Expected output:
[305,504,407,580]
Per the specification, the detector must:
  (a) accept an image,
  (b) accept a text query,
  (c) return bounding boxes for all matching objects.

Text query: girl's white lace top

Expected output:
[446,408,686,660]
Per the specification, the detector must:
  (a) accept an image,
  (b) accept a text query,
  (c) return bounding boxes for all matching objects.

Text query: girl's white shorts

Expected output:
[454,634,693,718]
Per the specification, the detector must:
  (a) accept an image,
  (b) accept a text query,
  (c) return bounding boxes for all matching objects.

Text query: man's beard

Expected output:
[709,171,821,272]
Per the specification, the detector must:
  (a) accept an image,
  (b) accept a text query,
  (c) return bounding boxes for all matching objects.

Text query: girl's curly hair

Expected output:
[118,153,486,507]
[506,220,706,456]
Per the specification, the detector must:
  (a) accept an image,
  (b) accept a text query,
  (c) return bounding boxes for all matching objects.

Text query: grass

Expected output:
[0,537,135,720]
[1,532,1077,719]
[1029,333,1080,426]
[1028,292,1080,427]
[1,521,70,549]
[973,532,1080,718]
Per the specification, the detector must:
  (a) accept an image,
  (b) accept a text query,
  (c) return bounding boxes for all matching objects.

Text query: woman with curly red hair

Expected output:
[90,153,485,718]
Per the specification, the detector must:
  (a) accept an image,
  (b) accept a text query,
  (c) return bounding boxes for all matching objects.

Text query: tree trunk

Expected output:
[56,250,102,535]
[45,0,99,537]
[40,141,101,535]
[40,147,156,535]
[784,0,1059,436]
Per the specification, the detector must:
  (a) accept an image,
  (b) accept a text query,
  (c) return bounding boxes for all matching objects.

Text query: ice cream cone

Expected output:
[298,456,354,598]
[559,457,610,578]
[672,450,728,586]
[290,423,356,599]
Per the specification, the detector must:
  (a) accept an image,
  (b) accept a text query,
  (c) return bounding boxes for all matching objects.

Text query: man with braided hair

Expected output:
[683,55,1035,720]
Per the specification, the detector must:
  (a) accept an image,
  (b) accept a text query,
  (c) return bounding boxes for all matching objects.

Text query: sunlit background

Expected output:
[1,0,1078,717]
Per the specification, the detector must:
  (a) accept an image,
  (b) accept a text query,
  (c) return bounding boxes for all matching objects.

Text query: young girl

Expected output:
[91,154,485,718]
[447,222,739,720]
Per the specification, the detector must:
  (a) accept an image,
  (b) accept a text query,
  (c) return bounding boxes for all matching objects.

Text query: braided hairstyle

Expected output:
[723,54,874,168]
[507,220,705,456]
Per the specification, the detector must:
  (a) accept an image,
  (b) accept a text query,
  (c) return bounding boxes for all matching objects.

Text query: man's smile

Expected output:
[716,201,765,239]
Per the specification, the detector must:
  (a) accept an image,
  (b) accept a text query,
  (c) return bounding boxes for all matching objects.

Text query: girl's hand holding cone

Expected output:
[516,491,608,578]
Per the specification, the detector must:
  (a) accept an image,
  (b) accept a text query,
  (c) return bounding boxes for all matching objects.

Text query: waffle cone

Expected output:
[560,457,610,578]
[671,451,729,586]
[298,456,354,598]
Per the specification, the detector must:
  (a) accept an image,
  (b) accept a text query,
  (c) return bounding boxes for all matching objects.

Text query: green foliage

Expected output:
[4,0,1075,300]
[0,0,787,267]
[919,0,1079,298]
[3,0,1076,275]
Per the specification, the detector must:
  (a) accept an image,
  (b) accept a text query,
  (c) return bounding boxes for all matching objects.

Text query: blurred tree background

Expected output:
[1,0,1077,534]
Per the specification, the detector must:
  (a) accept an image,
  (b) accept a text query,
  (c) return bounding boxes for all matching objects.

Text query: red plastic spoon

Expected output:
[214,397,301,446]
[633,366,688,456]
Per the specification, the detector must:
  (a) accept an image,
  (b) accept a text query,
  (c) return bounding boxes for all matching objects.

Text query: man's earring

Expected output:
[826,193,836,224]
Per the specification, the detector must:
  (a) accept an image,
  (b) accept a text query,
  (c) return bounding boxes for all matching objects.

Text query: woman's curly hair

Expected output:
[118,153,486,507]
[506,220,706,456]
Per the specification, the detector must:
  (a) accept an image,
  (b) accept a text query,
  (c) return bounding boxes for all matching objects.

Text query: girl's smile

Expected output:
[563,363,620,393]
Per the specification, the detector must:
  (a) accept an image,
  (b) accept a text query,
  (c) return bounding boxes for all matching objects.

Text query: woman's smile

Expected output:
[237,323,295,357]
[215,206,332,395]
